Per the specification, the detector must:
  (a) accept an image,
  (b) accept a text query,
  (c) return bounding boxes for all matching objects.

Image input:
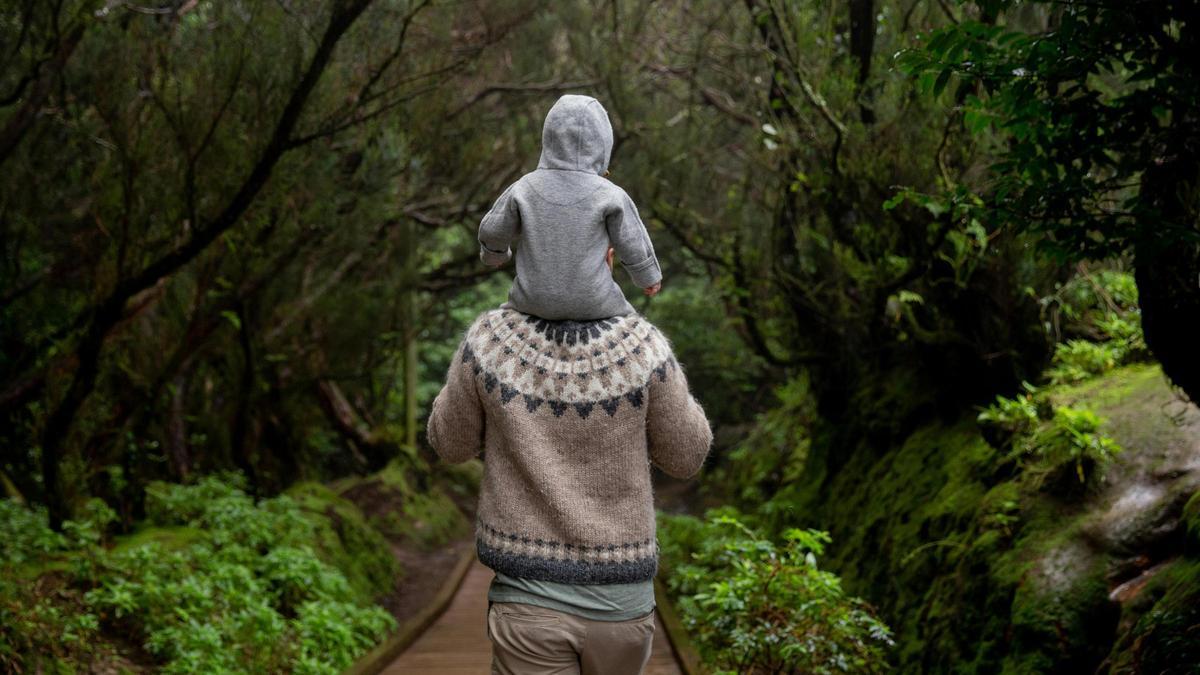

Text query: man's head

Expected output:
[537,94,614,176]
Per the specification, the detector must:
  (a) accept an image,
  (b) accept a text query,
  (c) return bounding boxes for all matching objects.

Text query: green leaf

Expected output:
[932,68,953,96]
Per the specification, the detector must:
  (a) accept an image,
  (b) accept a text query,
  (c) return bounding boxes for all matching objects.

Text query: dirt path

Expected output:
[381,558,683,674]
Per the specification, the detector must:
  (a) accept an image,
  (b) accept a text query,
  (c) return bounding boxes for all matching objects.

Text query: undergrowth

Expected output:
[657,508,893,674]
[0,474,395,674]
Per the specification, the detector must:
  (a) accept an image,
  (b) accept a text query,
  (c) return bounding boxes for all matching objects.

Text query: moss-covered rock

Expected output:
[1104,558,1200,673]
[753,364,1200,673]
[1184,490,1200,555]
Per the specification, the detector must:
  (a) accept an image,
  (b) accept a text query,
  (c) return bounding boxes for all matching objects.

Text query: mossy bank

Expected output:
[696,362,1200,667]
[726,363,1200,673]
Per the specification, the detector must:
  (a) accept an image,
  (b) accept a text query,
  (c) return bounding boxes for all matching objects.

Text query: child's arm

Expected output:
[478,184,520,267]
[605,189,663,290]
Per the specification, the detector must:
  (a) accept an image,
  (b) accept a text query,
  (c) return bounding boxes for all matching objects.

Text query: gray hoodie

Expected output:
[478,94,662,321]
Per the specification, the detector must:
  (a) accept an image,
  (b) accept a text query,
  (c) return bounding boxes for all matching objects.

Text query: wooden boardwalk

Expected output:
[382,559,683,674]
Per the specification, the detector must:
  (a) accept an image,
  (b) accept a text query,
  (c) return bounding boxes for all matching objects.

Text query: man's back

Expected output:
[426,309,712,585]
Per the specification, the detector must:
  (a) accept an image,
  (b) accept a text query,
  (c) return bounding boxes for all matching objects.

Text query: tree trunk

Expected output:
[1134,102,1200,405]
[166,372,191,481]
[848,0,876,124]
[1134,242,1200,404]
[403,218,419,450]
[232,304,261,495]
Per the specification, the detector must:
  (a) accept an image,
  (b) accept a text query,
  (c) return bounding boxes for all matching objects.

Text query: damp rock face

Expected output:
[792,363,1200,673]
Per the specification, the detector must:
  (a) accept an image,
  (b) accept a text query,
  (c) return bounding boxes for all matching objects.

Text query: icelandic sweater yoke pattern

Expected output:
[427,309,713,585]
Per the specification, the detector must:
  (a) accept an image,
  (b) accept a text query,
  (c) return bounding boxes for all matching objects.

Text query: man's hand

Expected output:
[606,246,615,272]
[643,282,661,297]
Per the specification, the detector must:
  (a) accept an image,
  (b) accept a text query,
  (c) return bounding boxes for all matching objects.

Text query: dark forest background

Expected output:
[2,1,1199,673]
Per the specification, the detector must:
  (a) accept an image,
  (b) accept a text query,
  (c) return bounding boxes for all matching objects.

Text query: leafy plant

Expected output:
[978,385,1121,486]
[0,499,68,566]
[1046,340,1125,384]
[977,382,1041,438]
[659,509,893,674]
[1035,269,1147,384]
[1,475,396,674]
[1028,406,1122,484]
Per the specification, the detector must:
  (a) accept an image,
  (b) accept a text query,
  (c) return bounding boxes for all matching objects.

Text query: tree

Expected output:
[896,0,1200,402]
[0,0,534,527]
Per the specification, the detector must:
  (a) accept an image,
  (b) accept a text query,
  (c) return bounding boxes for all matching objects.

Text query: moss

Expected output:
[1046,362,1163,410]
[329,458,474,552]
[1004,541,1116,673]
[110,525,205,554]
[372,488,469,549]
[1048,363,1185,465]
[1105,559,1200,673]
[751,362,1197,674]
[285,481,399,603]
[1184,491,1200,555]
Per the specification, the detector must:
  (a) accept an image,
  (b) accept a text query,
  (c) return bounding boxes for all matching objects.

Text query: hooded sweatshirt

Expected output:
[478,95,663,321]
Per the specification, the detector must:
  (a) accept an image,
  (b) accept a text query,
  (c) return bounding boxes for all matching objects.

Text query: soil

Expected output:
[377,536,475,624]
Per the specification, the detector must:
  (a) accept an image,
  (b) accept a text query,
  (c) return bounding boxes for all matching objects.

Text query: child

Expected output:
[478,94,662,321]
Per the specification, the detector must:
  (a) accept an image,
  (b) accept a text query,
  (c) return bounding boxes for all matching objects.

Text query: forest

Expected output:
[2,0,1199,673]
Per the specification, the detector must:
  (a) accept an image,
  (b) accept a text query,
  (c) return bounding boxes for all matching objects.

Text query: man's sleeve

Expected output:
[605,190,663,288]
[427,339,485,464]
[478,183,520,267]
[646,355,712,479]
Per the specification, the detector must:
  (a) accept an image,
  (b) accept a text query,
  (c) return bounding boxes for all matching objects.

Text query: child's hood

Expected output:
[537,94,614,175]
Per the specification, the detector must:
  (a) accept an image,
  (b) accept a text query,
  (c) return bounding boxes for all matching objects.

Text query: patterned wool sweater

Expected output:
[427,308,713,585]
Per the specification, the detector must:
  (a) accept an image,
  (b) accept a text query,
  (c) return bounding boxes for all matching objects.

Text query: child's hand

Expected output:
[643,282,661,297]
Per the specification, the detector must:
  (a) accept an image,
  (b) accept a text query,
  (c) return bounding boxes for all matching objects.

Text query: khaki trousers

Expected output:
[487,601,656,675]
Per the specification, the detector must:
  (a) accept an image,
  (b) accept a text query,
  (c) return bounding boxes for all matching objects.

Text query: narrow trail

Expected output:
[382,559,684,674]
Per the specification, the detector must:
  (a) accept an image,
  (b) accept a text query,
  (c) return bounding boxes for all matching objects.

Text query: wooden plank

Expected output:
[653,579,708,675]
[344,546,476,675]
[381,559,493,674]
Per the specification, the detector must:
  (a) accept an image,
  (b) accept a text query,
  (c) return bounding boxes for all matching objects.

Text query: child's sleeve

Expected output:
[605,189,663,288]
[478,183,520,266]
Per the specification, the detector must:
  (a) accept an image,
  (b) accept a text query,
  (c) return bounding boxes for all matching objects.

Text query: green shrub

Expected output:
[1028,407,1121,484]
[659,509,893,674]
[1041,269,1138,336]
[978,386,1121,487]
[1039,269,1147,385]
[1094,312,1147,358]
[0,498,68,566]
[976,382,1041,442]
[1,475,396,674]
[294,600,396,673]
[706,375,813,510]
[1046,339,1125,384]
[0,574,102,673]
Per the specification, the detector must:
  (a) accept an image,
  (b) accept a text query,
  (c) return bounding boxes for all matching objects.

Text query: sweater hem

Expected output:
[478,538,658,585]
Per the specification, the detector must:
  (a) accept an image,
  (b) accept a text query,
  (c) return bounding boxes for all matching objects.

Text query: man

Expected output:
[427,296,712,674]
